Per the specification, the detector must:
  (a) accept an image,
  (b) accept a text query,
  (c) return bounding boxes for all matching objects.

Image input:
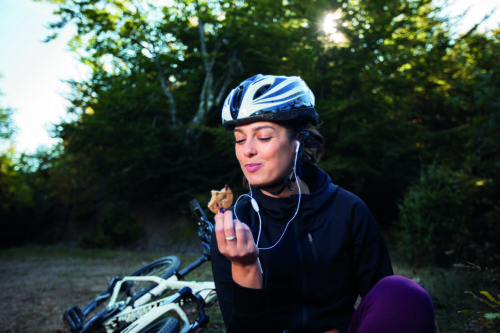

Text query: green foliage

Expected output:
[397,163,464,265]
[461,290,500,315]
[10,0,498,261]
[45,0,327,214]
[0,107,15,140]
[78,202,144,249]
[396,163,500,267]
[0,83,16,141]
[312,0,450,221]
[0,152,35,247]
[459,291,500,331]
[0,95,36,247]
[394,29,500,266]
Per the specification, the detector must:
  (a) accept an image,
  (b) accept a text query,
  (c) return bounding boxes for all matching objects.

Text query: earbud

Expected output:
[295,140,300,154]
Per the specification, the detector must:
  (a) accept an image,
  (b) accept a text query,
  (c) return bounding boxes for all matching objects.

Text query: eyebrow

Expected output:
[234,125,277,134]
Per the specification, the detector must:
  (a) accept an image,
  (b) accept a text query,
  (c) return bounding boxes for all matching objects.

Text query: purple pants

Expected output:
[347,275,436,333]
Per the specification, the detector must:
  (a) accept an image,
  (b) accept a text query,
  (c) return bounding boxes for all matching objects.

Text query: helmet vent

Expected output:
[230,85,245,119]
[254,84,271,99]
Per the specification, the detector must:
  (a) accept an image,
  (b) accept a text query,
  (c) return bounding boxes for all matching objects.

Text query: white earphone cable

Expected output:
[233,144,302,251]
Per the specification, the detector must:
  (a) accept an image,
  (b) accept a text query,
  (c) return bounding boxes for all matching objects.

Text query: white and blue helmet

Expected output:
[221,74,318,130]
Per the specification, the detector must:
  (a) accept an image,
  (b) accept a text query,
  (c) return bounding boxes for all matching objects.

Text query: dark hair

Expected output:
[281,120,324,165]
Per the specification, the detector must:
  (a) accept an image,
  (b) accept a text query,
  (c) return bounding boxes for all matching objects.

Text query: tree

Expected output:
[26,0,500,261]
[44,0,247,128]
[42,0,329,208]
[396,28,500,266]
[310,0,443,221]
[0,88,35,247]
[0,81,15,142]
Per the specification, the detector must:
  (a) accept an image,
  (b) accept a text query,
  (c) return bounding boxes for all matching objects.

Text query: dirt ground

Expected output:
[0,204,222,333]
[2,245,496,333]
[0,244,212,333]
[0,255,130,332]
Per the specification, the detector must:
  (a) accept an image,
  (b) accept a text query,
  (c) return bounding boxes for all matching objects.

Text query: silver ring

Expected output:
[225,236,236,241]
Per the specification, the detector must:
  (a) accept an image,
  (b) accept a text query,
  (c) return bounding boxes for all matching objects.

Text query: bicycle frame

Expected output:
[63,199,217,333]
[104,274,216,333]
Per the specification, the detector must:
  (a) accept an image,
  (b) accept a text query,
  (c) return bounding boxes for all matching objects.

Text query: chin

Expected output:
[247,180,262,187]
[246,177,266,188]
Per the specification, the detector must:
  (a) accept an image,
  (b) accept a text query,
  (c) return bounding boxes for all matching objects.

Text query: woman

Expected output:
[211,74,435,333]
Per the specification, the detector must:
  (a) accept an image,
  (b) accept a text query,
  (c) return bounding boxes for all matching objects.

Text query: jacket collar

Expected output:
[251,163,338,222]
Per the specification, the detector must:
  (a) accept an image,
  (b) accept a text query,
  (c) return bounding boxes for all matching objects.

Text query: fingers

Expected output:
[234,219,251,248]
[215,210,247,244]
[214,209,257,256]
[215,209,236,245]
[223,210,237,240]
[214,210,261,286]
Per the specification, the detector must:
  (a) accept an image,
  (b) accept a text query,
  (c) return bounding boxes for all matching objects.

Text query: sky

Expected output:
[0,0,89,154]
[0,0,499,155]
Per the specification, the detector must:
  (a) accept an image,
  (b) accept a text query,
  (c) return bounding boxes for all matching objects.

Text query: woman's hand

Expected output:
[215,209,263,289]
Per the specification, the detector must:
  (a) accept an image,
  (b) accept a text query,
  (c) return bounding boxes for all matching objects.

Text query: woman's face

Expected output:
[234,121,297,189]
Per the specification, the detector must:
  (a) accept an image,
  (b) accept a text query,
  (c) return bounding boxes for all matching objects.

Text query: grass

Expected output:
[392,259,499,332]
[0,245,498,332]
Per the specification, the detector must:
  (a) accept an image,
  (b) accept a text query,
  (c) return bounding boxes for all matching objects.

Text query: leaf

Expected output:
[484,313,500,320]
[458,309,479,315]
[480,291,500,305]
[464,291,500,312]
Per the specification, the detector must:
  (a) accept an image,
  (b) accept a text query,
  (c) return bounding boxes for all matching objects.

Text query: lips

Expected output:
[245,163,261,172]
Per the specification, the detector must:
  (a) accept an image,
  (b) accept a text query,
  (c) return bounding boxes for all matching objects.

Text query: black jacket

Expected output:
[211,164,393,333]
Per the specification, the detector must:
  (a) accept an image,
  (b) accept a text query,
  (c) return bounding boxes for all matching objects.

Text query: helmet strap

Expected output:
[260,163,297,196]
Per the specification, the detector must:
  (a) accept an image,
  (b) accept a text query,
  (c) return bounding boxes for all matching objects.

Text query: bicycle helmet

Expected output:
[221,74,318,130]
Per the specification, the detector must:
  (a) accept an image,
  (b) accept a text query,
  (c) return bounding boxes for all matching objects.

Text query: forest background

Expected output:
[0,0,499,272]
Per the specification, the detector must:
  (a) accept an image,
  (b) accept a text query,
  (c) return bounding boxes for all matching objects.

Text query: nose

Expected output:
[243,138,257,157]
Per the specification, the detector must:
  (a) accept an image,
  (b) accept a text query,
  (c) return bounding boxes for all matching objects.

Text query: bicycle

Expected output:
[63,199,217,333]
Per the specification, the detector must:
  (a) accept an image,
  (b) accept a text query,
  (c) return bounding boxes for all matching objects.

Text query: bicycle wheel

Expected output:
[79,256,181,333]
[129,256,181,278]
[141,317,180,333]
[125,256,181,301]
[159,317,181,333]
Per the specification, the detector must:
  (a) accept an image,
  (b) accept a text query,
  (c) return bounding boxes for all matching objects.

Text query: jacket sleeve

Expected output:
[348,196,394,297]
[210,232,272,333]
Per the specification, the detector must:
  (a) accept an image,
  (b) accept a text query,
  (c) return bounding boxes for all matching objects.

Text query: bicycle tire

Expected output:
[125,256,181,301]
[159,316,181,333]
[141,317,180,333]
[80,256,181,333]
[129,256,181,278]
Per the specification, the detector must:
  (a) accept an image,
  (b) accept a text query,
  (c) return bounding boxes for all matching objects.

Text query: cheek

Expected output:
[235,146,243,162]
[276,151,292,170]
[235,147,247,170]
[268,144,293,169]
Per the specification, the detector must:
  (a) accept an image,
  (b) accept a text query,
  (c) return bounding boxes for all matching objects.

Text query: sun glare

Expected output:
[323,11,341,34]
[321,10,347,45]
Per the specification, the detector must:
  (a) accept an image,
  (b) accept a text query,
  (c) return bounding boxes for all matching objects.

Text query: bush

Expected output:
[0,153,35,247]
[459,290,500,331]
[396,163,499,267]
[78,202,144,249]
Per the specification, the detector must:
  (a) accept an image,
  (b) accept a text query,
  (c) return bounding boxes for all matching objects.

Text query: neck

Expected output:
[261,177,309,198]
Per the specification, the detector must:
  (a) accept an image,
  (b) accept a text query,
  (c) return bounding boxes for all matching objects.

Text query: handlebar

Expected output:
[64,199,215,333]
[63,306,85,332]
[189,199,213,255]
